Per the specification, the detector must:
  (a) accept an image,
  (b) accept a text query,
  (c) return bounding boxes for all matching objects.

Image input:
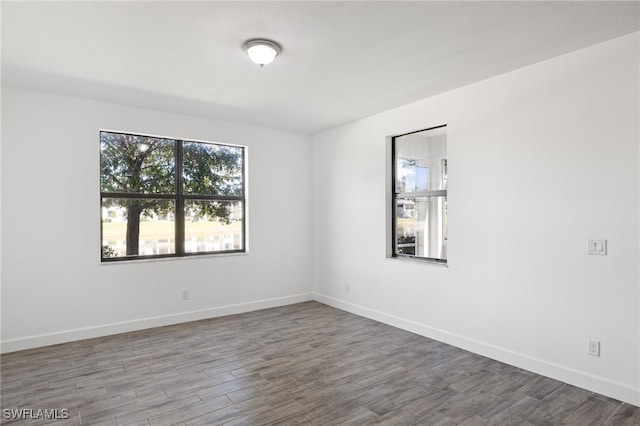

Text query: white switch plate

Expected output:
[587,239,607,255]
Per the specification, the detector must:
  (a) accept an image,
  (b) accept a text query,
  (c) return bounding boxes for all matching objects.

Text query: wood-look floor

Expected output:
[1,301,639,425]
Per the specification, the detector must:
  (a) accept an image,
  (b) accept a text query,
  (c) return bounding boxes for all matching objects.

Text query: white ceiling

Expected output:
[2,1,639,134]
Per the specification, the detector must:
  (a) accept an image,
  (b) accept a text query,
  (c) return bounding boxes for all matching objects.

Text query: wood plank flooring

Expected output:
[1,301,639,425]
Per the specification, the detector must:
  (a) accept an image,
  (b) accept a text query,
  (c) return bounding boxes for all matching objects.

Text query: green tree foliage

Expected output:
[100,132,243,257]
[183,142,242,196]
[102,245,117,258]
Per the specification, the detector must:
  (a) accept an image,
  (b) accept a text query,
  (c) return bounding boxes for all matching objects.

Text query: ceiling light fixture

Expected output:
[243,39,282,68]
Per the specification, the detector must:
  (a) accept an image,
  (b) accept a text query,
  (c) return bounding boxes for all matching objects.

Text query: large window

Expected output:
[100,131,245,262]
[392,125,447,263]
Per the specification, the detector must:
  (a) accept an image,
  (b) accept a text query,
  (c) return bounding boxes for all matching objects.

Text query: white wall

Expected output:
[1,87,313,351]
[312,33,640,404]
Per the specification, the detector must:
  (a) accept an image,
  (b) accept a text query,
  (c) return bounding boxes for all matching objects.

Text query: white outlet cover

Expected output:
[587,239,607,255]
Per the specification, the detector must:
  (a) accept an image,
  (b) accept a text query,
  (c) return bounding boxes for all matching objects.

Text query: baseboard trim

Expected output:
[313,292,640,406]
[1,293,313,354]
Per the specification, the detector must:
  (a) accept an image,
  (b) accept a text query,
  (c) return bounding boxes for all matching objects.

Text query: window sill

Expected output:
[388,255,448,267]
[100,251,249,265]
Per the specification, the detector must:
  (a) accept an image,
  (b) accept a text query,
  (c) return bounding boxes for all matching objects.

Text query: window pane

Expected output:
[395,196,447,260]
[101,198,175,259]
[441,158,448,190]
[395,127,447,193]
[183,142,244,196]
[184,201,243,253]
[100,132,176,194]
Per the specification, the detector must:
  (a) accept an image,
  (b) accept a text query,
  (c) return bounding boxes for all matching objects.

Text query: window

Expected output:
[392,125,447,263]
[100,131,245,262]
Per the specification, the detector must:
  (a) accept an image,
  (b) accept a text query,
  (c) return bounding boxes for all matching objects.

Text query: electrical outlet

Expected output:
[587,339,600,357]
[587,239,607,255]
[182,290,190,301]
[345,284,350,294]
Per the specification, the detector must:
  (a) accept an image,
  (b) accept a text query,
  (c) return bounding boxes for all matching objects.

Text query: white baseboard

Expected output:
[1,293,313,354]
[313,292,640,406]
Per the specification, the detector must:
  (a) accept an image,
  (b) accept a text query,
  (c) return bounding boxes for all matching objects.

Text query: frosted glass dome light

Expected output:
[244,39,282,67]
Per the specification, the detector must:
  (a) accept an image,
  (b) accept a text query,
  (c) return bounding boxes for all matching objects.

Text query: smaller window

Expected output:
[391,125,447,263]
